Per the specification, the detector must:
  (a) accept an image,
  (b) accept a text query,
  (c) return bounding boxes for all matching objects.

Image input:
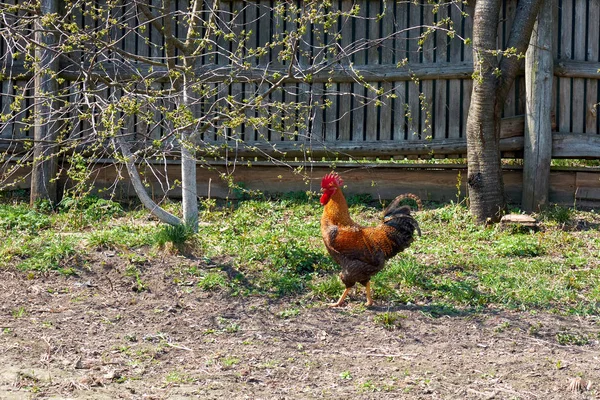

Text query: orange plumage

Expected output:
[320,172,421,307]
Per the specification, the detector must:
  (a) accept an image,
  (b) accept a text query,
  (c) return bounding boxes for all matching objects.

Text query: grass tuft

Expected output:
[539,205,573,224]
[310,275,345,301]
[373,312,404,330]
[155,223,195,247]
[198,271,228,291]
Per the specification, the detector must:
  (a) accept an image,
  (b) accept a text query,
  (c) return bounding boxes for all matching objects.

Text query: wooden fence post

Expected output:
[30,0,59,206]
[522,0,554,212]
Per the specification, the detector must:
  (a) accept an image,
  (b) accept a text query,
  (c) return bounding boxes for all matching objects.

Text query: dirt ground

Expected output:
[1,251,599,400]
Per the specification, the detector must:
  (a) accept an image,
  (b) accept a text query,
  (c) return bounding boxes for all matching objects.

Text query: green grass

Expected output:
[197,271,228,290]
[373,311,405,330]
[1,195,600,315]
[155,223,195,249]
[0,204,51,232]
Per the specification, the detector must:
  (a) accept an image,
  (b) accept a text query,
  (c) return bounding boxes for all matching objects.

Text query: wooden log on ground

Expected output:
[500,214,539,231]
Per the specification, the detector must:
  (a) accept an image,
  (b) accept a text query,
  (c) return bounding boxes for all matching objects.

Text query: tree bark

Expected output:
[522,0,554,212]
[467,0,545,223]
[115,136,184,227]
[180,71,199,232]
[466,0,505,223]
[30,0,59,206]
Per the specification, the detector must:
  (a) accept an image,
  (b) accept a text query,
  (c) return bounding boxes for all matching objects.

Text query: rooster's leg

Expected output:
[365,281,374,307]
[329,288,351,307]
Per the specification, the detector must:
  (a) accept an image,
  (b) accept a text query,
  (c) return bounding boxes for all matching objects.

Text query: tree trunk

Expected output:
[522,0,554,212]
[115,135,184,227]
[466,0,505,223]
[180,72,199,232]
[30,0,59,206]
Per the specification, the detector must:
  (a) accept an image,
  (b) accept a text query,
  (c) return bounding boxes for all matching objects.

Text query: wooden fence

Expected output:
[1,0,598,148]
[0,0,599,205]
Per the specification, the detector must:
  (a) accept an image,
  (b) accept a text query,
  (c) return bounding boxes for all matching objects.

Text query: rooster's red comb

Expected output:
[321,172,343,188]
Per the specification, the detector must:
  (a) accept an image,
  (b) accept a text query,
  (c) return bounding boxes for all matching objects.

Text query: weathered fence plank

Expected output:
[30,0,60,205]
[522,0,554,212]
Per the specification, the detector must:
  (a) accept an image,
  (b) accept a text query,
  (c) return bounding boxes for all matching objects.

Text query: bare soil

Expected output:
[1,251,599,400]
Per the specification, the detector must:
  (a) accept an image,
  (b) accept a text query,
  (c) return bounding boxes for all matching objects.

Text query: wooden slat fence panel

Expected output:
[585,0,599,135]
[555,0,600,135]
[1,0,599,162]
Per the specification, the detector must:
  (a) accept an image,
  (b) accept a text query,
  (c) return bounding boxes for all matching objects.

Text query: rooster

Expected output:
[320,172,421,307]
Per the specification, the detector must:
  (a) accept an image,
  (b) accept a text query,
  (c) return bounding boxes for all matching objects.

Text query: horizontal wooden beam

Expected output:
[554,60,600,79]
[552,133,600,159]
[221,131,600,159]
[3,129,599,161]
[0,115,525,156]
[212,137,523,159]
[3,60,475,83]
[3,59,597,83]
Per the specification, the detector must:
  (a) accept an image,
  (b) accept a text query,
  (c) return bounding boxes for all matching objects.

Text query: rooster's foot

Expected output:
[364,282,374,307]
[329,288,351,308]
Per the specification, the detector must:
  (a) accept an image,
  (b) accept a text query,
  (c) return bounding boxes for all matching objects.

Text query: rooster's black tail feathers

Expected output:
[382,193,422,237]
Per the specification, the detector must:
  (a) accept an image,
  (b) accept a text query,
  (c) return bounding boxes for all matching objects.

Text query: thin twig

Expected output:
[165,342,194,352]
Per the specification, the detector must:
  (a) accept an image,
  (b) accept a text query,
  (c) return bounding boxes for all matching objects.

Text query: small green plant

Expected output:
[556,331,590,346]
[373,312,404,330]
[528,322,543,336]
[198,271,228,291]
[125,265,148,292]
[12,307,27,318]
[420,303,461,318]
[357,379,379,393]
[224,323,240,333]
[88,225,156,249]
[261,269,305,297]
[220,356,240,369]
[277,308,300,319]
[217,317,240,333]
[124,334,138,342]
[347,193,372,206]
[164,370,195,384]
[494,321,511,333]
[200,197,217,212]
[339,370,352,380]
